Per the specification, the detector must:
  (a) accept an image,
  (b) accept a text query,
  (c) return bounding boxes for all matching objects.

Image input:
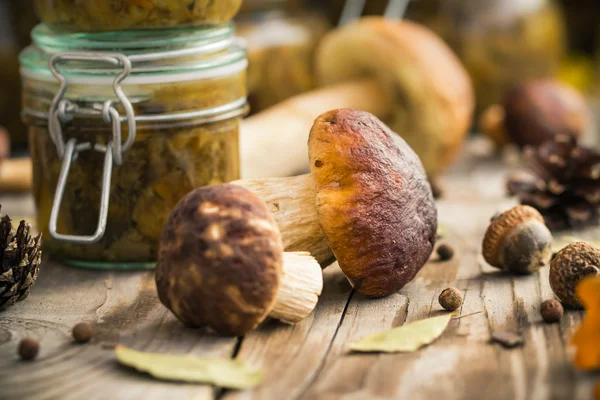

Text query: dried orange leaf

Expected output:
[571,277,600,370]
[115,345,262,389]
[348,314,452,353]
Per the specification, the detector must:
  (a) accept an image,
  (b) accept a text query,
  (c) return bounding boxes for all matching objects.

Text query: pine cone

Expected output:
[507,134,600,231]
[507,135,600,231]
[0,208,42,310]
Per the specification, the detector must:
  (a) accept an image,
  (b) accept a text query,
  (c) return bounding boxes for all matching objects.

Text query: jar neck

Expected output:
[31,23,235,55]
[20,23,247,81]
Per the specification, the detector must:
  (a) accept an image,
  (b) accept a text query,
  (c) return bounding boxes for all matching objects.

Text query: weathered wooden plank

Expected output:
[0,142,599,400]
[223,263,351,400]
[0,262,238,400]
[294,151,598,400]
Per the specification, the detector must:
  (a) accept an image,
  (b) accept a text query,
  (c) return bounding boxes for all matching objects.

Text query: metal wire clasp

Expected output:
[339,0,411,25]
[47,52,136,244]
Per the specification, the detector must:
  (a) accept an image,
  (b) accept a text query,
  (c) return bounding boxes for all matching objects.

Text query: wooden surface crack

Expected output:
[294,289,355,400]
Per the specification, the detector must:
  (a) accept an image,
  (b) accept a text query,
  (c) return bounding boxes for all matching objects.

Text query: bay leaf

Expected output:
[348,314,452,353]
[115,345,262,389]
[436,224,447,239]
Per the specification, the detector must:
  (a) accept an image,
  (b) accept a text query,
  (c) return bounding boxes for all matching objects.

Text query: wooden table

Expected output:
[1,144,599,400]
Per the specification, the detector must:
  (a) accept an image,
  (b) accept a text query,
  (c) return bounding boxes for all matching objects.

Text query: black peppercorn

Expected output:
[439,287,462,311]
[72,322,94,343]
[540,299,564,323]
[18,338,39,360]
[437,243,455,261]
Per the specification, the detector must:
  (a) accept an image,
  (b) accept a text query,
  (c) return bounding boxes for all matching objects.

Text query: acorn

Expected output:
[482,206,553,274]
[550,242,600,308]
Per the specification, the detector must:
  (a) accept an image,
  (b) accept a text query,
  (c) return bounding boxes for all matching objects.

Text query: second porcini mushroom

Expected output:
[482,205,553,274]
[155,184,323,337]
[237,109,437,298]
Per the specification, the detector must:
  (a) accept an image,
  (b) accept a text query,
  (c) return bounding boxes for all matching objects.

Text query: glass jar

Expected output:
[20,24,247,268]
[34,0,243,32]
[237,0,329,112]
[405,0,566,112]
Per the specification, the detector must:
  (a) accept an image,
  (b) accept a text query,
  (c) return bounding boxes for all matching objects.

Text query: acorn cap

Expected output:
[482,205,546,269]
[156,184,283,336]
[309,109,437,298]
[550,242,600,308]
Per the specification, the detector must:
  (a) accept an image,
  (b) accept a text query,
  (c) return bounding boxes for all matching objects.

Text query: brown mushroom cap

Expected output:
[503,79,589,148]
[482,205,551,271]
[550,242,600,308]
[309,109,437,297]
[155,184,282,336]
[315,18,474,177]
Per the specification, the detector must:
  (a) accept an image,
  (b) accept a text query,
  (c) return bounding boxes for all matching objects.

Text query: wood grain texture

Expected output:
[1,142,599,399]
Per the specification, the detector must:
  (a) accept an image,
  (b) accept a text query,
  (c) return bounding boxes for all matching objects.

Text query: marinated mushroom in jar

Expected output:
[34,0,243,32]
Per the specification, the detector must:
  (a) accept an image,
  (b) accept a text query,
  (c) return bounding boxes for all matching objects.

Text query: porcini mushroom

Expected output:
[241,17,474,179]
[155,184,323,336]
[480,79,590,148]
[0,128,31,193]
[237,109,437,297]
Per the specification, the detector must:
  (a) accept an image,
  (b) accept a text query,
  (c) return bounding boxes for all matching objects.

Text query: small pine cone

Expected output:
[506,134,600,231]
[0,207,42,310]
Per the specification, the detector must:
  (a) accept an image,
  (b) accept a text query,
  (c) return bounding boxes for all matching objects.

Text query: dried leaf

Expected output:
[571,277,600,371]
[348,314,452,353]
[436,224,447,239]
[115,345,262,389]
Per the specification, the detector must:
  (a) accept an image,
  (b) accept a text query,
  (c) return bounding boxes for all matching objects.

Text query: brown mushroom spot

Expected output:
[550,242,600,308]
[309,109,437,297]
[155,184,283,336]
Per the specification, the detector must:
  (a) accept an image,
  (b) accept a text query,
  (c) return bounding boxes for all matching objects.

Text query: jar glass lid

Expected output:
[20,23,247,82]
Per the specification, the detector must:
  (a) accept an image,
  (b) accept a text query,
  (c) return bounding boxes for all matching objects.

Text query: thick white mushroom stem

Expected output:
[0,158,33,193]
[240,78,391,179]
[241,18,474,180]
[270,252,324,324]
[232,174,333,266]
